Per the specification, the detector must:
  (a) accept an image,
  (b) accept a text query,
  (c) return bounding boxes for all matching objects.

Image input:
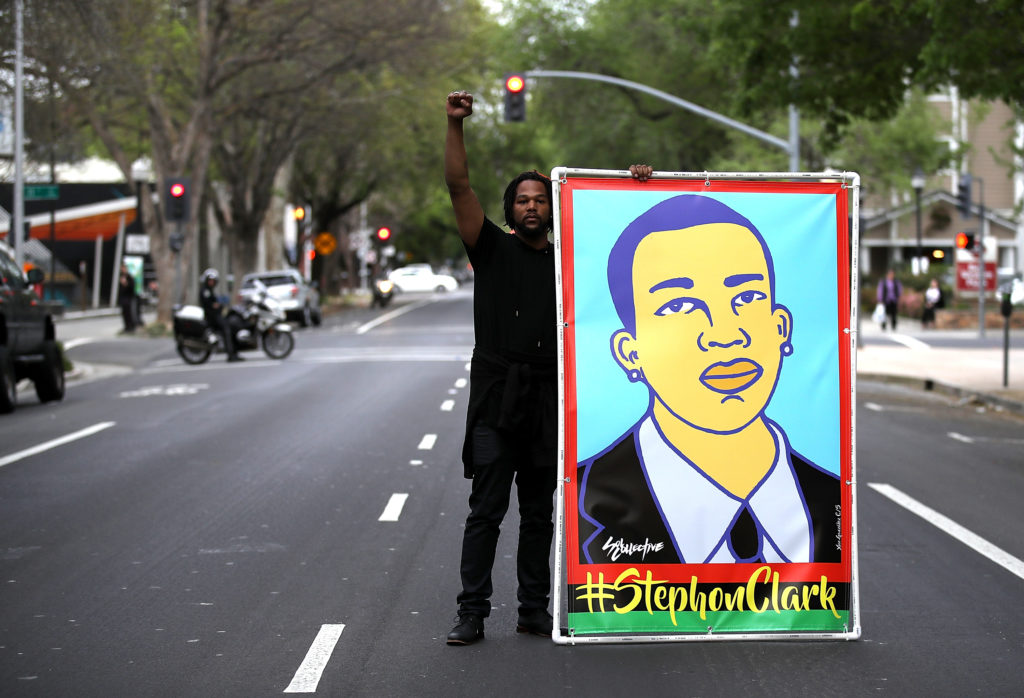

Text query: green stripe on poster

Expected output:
[567,609,849,634]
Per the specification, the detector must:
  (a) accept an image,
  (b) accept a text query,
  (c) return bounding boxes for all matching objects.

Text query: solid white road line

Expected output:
[378,493,409,522]
[355,301,430,335]
[417,434,437,450]
[888,333,932,350]
[0,422,116,469]
[283,624,345,693]
[868,483,1024,581]
[440,399,455,412]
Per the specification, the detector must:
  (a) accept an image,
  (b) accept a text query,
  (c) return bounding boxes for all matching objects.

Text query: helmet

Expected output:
[202,268,219,284]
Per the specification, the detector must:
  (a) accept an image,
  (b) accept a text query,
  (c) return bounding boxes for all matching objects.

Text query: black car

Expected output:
[0,240,65,414]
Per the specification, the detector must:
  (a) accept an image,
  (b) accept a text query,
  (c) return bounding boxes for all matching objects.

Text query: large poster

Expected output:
[553,170,859,642]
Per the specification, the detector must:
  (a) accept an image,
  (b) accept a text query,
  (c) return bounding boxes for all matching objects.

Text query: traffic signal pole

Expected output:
[977,177,986,339]
[524,70,800,171]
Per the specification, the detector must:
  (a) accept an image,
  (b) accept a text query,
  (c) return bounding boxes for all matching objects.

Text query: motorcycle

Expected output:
[371,278,394,308]
[173,285,295,364]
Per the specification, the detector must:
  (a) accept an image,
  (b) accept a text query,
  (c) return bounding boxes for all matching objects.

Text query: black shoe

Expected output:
[516,608,552,637]
[227,355,244,362]
[446,613,484,646]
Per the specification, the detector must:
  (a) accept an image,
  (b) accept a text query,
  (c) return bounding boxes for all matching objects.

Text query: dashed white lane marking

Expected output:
[409,459,423,466]
[283,624,345,693]
[0,422,116,469]
[948,432,975,444]
[62,337,97,350]
[378,493,409,522]
[863,402,928,414]
[440,400,455,412]
[868,483,1024,581]
[455,378,467,388]
[417,434,437,450]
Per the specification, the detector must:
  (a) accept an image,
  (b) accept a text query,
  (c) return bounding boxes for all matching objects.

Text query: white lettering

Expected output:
[601,536,665,562]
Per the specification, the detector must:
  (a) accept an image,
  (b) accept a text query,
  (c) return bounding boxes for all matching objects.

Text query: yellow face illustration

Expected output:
[613,223,793,434]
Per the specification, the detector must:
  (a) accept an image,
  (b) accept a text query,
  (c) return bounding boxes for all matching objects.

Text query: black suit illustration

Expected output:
[577,425,841,565]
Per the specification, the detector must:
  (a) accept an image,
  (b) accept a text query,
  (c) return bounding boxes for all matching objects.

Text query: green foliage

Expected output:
[709,0,1024,140]
[828,90,952,197]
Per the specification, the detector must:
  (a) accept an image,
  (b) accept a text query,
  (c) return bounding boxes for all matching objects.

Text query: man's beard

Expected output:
[517,217,549,240]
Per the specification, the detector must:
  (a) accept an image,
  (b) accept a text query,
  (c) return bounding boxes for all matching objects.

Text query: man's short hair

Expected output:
[503,170,553,230]
[607,195,776,333]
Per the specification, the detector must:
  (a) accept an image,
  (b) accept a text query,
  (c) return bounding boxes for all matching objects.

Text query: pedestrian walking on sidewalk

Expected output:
[877,269,902,331]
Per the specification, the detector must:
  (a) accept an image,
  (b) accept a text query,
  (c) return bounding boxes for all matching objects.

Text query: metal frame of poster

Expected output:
[552,169,861,643]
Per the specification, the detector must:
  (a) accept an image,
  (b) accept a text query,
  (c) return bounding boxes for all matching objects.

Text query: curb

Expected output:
[859,372,1024,417]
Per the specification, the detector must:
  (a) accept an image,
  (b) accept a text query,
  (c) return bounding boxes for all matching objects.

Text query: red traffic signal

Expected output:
[504,73,526,122]
[376,226,392,241]
[955,232,976,250]
[165,177,191,223]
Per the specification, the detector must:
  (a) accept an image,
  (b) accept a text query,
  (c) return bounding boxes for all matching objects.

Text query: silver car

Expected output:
[238,270,321,327]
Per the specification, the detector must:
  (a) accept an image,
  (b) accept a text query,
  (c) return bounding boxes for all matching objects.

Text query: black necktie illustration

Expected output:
[729,505,761,562]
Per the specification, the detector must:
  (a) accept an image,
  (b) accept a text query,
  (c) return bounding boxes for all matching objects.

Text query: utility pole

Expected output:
[13,0,25,267]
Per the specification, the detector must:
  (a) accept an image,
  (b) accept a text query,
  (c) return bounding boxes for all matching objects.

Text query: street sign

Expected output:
[25,184,59,200]
[125,234,150,255]
[314,232,337,256]
[956,260,997,293]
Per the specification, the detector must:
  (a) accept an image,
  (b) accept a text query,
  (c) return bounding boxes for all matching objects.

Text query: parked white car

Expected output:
[387,264,459,293]
[238,269,321,327]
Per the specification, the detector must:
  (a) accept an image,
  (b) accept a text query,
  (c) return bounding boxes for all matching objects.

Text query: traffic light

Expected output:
[504,73,526,122]
[165,177,191,223]
[375,226,392,242]
[955,231,976,251]
[957,174,972,218]
[293,205,309,239]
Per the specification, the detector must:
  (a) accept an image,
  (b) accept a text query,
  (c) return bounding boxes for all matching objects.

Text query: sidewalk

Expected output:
[857,316,1024,416]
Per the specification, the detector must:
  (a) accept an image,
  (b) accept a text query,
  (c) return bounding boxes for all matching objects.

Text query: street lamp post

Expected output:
[911,168,925,276]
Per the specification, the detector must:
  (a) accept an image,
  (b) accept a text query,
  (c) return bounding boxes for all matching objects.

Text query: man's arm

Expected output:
[444,91,485,249]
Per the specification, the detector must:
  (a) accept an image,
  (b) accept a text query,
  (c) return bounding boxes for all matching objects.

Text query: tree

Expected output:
[208,0,470,294]
[709,0,1024,140]
[6,0,483,323]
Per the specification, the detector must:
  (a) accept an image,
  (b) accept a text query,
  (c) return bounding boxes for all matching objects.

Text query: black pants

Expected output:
[884,301,898,330]
[210,316,237,358]
[120,300,136,331]
[457,424,557,618]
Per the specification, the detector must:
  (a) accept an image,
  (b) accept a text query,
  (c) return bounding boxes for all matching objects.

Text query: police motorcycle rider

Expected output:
[199,268,243,362]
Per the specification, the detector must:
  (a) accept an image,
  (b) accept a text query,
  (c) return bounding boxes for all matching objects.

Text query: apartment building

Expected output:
[860,90,1022,288]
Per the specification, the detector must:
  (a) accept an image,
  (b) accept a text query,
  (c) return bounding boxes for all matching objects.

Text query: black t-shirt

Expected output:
[465,217,556,365]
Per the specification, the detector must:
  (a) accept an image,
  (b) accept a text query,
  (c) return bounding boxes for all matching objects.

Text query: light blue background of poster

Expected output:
[570,188,841,475]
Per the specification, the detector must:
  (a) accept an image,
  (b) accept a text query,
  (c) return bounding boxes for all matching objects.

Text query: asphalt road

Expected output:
[2,290,1022,696]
